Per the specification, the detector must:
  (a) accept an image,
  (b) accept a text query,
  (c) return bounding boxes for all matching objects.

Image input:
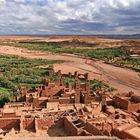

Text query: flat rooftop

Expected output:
[125,126,140,139]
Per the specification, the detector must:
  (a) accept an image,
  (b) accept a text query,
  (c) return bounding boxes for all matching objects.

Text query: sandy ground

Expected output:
[0,45,140,94]
[0,36,122,43]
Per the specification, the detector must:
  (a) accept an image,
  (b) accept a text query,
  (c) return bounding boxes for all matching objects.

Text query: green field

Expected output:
[2,41,139,71]
[0,55,64,106]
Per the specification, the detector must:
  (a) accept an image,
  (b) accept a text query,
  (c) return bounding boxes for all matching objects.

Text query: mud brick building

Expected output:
[0,70,140,139]
[18,70,93,108]
[113,94,140,112]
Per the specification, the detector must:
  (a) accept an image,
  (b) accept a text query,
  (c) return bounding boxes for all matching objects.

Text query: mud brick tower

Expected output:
[33,96,39,108]
[101,93,107,112]
[85,73,90,96]
[57,70,63,86]
[49,69,55,77]
[75,77,80,103]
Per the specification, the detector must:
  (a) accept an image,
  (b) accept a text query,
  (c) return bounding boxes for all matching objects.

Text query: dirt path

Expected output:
[0,45,140,94]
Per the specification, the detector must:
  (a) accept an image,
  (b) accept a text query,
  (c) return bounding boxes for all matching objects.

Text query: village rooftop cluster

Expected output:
[0,69,140,140]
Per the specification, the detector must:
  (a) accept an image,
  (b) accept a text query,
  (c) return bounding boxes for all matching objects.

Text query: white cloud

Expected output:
[0,0,140,34]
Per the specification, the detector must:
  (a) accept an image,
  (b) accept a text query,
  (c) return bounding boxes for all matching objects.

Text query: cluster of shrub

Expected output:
[11,41,139,71]
[0,55,62,107]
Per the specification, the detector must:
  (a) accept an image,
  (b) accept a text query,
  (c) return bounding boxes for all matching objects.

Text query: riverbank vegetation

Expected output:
[1,40,139,71]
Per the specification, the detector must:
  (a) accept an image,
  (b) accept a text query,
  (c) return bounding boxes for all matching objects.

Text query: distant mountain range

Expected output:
[96,34,140,39]
[0,34,140,39]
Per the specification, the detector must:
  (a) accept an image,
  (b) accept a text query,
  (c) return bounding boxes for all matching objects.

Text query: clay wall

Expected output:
[68,83,72,92]
[74,71,78,78]
[84,73,89,80]
[106,100,113,106]
[137,114,140,121]
[52,118,64,128]
[113,96,140,112]
[59,98,70,104]
[48,99,59,102]
[26,96,33,103]
[70,97,75,103]
[36,118,54,130]
[33,98,39,108]
[92,103,102,115]
[85,80,90,96]
[112,128,139,139]
[23,118,35,131]
[84,98,91,104]
[79,130,92,136]
[78,119,86,127]
[0,119,20,131]
[113,96,129,110]
[128,103,140,112]
[102,94,106,106]
[48,98,70,104]
[84,122,103,136]
[38,100,47,107]
[63,117,78,136]
[1,113,18,118]
[80,84,86,91]
[131,95,140,103]
[122,131,139,139]
[41,89,49,97]
[20,88,27,98]
[75,79,80,103]
[49,70,54,77]
[8,103,24,108]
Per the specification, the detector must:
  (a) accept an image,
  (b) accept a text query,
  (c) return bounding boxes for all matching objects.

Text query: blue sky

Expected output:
[0,0,140,35]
